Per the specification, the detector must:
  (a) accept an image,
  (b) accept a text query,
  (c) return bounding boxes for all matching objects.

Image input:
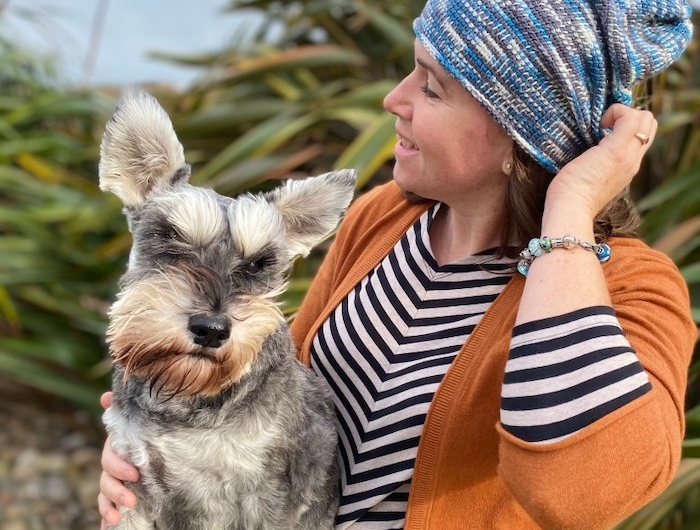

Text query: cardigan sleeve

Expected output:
[496,243,696,530]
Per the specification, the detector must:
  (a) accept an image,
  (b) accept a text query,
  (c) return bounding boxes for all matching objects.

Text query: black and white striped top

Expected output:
[502,306,651,443]
[310,204,650,529]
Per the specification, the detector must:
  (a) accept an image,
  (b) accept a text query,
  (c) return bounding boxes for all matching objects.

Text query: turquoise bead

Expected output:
[517,260,530,275]
[596,243,612,262]
[528,238,543,257]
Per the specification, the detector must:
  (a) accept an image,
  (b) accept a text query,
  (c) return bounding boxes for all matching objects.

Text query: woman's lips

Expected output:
[397,135,418,151]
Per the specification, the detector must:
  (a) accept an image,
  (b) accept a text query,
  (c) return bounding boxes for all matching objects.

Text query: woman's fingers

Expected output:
[101,437,139,484]
[98,441,137,527]
[100,391,113,410]
[547,104,657,218]
[600,103,653,130]
[98,489,123,527]
[99,392,120,528]
[99,466,137,504]
[596,105,657,184]
[599,104,657,155]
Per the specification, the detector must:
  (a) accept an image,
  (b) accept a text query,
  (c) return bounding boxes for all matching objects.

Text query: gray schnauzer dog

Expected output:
[99,92,354,530]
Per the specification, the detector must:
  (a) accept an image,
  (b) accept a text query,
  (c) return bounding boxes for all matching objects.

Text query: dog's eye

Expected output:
[164,225,181,241]
[244,256,271,275]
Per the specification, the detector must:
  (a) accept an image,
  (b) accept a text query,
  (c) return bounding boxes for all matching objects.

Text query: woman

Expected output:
[99,0,696,528]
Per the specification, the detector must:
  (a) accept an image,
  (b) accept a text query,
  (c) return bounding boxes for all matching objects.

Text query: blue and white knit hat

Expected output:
[413,0,693,173]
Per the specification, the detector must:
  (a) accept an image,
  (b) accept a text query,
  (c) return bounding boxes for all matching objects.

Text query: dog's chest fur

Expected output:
[104,329,340,530]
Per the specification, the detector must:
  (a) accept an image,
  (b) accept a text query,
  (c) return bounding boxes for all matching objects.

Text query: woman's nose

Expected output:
[383,76,410,116]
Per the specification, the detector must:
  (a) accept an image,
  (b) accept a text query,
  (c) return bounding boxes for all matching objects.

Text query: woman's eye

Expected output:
[421,84,439,99]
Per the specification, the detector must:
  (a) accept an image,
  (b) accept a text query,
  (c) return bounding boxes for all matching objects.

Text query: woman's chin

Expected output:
[397,185,430,204]
[393,173,432,203]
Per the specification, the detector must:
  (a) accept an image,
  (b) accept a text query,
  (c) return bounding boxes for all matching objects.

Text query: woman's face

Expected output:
[383,40,513,209]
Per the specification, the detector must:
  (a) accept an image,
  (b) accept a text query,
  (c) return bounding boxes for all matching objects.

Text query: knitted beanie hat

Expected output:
[413,0,693,173]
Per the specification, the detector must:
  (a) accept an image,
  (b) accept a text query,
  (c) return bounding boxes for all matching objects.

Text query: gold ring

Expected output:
[634,132,650,145]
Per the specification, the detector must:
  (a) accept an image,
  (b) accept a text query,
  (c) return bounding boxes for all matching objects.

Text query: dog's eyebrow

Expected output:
[227,198,282,256]
[241,243,277,263]
[163,191,226,246]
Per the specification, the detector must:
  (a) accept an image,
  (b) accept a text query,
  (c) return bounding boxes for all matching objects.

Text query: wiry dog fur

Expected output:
[100,92,354,530]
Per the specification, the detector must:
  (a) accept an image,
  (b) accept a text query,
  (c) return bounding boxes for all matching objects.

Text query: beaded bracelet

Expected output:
[517,234,611,276]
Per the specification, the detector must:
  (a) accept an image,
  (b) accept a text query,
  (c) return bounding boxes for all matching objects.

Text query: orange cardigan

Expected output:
[290,181,697,530]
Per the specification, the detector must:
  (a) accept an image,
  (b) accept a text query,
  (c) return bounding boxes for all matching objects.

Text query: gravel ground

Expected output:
[0,382,104,530]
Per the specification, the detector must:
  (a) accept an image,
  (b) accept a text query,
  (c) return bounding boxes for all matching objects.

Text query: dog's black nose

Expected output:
[188,314,231,348]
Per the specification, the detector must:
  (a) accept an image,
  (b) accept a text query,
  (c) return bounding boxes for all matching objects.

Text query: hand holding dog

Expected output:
[98,392,137,529]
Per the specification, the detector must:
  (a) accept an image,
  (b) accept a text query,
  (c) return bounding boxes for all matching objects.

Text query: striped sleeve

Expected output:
[500,305,652,444]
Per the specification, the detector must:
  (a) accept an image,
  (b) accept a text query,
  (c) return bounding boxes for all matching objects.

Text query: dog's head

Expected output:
[99,92,356,397]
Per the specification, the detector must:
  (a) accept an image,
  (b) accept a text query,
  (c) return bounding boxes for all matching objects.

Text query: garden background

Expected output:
[0,1,698,528]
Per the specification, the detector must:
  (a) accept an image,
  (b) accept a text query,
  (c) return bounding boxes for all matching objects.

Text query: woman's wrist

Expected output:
[540,196,596,240]
[542,173,602,228]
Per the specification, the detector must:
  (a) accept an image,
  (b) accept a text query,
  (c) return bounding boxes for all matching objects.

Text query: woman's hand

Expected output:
[98,391,139,530]
[544,103,657,223]
[517,103,657,325]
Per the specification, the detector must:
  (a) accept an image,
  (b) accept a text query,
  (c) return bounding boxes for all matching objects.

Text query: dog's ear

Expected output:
[266,170,356,257]
[99,92,190,208]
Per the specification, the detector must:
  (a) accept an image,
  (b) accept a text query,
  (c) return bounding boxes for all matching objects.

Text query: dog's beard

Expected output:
[106,269,283,397]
